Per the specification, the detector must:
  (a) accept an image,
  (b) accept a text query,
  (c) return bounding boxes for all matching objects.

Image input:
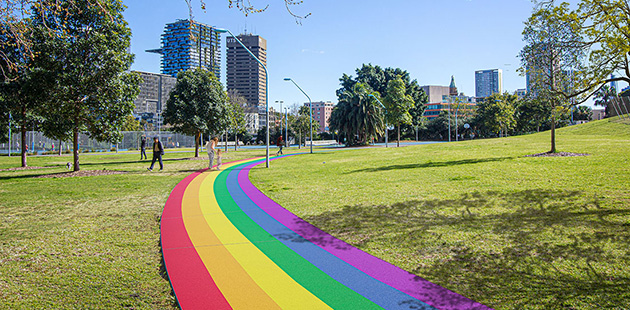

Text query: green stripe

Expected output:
[214,160,381,310]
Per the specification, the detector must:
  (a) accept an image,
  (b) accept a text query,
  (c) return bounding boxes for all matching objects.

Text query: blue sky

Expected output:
[125,0,604,110]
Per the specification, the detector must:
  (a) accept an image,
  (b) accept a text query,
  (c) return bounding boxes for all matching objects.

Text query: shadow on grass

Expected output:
[300,189,630,309]
[346,157,515,174]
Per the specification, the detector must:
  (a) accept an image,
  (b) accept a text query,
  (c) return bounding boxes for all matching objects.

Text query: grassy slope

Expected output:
[0,148,278,309]
[251,118,630,310]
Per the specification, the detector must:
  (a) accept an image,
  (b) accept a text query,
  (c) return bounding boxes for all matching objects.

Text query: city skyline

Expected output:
[124,0,616,110]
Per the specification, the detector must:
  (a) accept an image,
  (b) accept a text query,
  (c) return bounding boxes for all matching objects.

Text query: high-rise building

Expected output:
[132,71,177,126]
[226,34,267,109]
[475,69,503,98]
[421,82,475,119]
[305,101,335,132]
[148,19,221,78]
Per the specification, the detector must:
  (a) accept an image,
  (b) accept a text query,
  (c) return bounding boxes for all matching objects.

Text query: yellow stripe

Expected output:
[182,167,280,309]
[198,160,332,309]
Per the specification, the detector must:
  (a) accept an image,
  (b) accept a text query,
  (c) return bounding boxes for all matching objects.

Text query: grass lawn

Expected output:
[0,146,295,309]
[1,119,628,309]
[251,118,630,310]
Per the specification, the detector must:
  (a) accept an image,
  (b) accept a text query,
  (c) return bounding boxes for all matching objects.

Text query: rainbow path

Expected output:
[160,154,491,309]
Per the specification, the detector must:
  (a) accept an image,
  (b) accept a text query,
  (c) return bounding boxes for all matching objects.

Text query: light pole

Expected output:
[284,107,288,147]
[8,113,11,157]
[284,78,313,154]
[216,27,270,167]
[276,100,283,141]
[368,94,388,148]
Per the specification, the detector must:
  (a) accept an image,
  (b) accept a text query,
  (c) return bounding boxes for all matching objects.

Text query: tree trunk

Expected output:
[550,115,556,153]
[194,131,200,157]
[73,127,80,171]
[298,130,301,149]
[397,125,400,147]
[20,124,27,167]
[225,131,228,152]
[58,139,62,156]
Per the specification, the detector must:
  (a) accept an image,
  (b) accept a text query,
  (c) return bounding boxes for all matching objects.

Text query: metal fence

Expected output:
[0,131,197,154]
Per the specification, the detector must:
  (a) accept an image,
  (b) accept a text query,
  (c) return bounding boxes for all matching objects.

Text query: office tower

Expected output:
[148,19,221,78]
[226,34,267,109]
[475,69,503,98]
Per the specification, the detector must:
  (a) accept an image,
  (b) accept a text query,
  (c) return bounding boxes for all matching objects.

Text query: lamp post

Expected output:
[276,100,283,141]
[284,107,289,147]
[284,78,313,154]
[216,27,270,167]
[8,113,11,157]
[368,94,388,148]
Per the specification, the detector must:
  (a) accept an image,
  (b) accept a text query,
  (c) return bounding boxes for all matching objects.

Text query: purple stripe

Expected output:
[239,158,491,310]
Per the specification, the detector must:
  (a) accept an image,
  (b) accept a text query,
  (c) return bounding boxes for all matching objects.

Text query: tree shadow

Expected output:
[302,189,630,309]
[346,157,515,174]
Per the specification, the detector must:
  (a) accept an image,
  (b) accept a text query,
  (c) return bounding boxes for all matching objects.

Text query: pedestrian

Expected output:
[205,137,219,170]
[147,136,164,171]
[276,135,284,156]
[52,143,55,151]
[216,149,223,170]
[140,136,147,160]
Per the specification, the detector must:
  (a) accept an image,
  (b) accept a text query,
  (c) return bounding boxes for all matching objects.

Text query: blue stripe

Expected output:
[224,162,435,310]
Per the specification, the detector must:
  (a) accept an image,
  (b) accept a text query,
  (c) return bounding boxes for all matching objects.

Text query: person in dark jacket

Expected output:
[276,135,284,156]
[140,136,147,160]
[147,137,164,171]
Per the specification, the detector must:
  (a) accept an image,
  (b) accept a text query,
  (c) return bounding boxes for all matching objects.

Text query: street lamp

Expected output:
[215,27,270,168]
[284,78,313,154]
[368,94,388,148]
[275,100,283,142]
[284,107,289,147]
[8,113,12,157]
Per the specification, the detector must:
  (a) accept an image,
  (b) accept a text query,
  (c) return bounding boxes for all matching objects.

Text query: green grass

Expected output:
[0,147,294,309]
[251,118,630,310]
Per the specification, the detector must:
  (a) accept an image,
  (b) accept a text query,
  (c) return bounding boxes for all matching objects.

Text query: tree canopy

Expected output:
[163,68,229,157]
[383,75,414,146]
[330,83,384,146]
[30,0,140,171]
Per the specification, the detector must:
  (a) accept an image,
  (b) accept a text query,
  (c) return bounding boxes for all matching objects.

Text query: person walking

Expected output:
[140,136,147,160]
[205,137,219,170]
[147,137,164,171]
[216,149,223,170]
[276,135,284,156]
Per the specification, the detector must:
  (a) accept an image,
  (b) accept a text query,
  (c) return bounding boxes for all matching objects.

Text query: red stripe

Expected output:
[161,169,232,309]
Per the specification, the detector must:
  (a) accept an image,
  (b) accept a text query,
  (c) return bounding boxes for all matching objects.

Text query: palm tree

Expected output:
[330,83,385,146]
[594,85,617,116]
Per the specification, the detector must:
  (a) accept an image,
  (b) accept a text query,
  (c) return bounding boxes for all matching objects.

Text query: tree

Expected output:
[516,95,553,134]
[519,2,587,153]
[122,115,141,131]
[163,68,229,157]
[593,85,617,115]
[291,105,319,148]
[576,0,630,88]
[226,98,247,151]
[473,93,518,138]
[573,105,593,121]
[30,0,140,171]
[329,83,384,146]
[0,20,47,167]
[383,75,414,147]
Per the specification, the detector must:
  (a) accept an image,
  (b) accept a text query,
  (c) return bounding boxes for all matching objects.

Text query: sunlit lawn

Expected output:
[252,118,630,309]
[1,118,629,309]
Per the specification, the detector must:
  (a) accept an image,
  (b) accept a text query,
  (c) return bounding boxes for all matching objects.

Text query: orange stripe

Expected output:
[182,170,280,309]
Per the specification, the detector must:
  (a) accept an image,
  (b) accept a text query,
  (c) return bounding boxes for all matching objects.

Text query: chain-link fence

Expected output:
[0,131,197,155]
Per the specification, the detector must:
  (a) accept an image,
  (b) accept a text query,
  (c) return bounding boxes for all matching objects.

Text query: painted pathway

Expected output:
[160,154,491,310]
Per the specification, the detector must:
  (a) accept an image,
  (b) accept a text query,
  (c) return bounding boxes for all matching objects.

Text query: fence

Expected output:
[609,97,630,118]
[0,131,197,154]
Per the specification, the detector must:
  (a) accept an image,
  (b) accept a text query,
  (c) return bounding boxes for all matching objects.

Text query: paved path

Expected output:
[160,154,491,309]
